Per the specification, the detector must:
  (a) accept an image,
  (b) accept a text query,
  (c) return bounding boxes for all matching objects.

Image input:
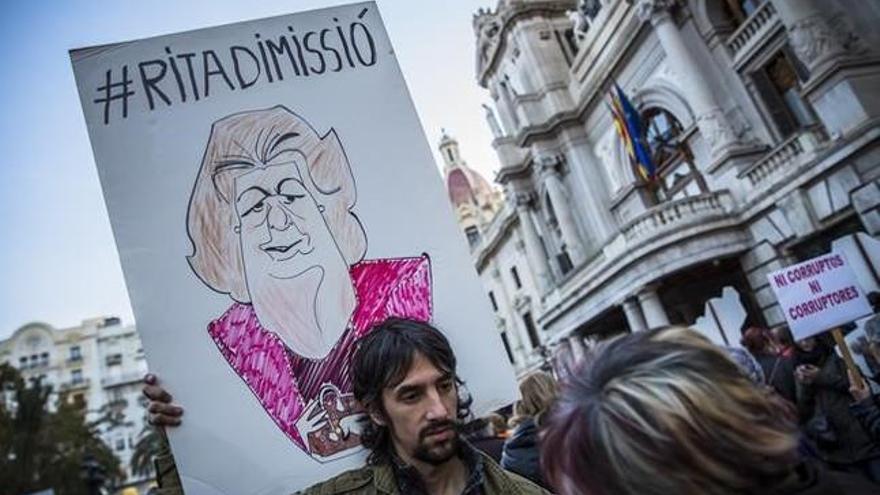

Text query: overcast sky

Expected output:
[0,0,501,339]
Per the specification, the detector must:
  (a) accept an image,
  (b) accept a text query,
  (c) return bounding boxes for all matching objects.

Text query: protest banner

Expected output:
[766,251,873,382]
[70,3,517,493]
[766,252,872,342]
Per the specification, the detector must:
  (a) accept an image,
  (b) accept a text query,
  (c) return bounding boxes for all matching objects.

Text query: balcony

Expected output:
[60,378,90,391]
[621,191,735,244]
[739,128,824,187]
[726,1,781,68]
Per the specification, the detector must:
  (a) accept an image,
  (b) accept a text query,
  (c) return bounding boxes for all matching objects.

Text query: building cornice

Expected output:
[476,1,578,87]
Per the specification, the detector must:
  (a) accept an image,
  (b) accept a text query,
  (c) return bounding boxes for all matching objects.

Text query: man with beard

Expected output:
[145,318,547,494]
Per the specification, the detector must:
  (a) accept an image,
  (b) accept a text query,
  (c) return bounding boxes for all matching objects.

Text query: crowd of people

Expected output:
[143,311,880,494]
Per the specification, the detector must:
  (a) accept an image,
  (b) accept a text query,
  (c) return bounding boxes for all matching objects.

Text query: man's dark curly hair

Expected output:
[352,317,472,466]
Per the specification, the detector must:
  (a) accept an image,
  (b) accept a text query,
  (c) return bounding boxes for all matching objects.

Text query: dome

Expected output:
[446,166,495,209]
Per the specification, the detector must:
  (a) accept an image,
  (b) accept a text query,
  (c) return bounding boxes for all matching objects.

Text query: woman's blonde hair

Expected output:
[542,327,800,495]
[511,370,558,426]
[186,106,367,302]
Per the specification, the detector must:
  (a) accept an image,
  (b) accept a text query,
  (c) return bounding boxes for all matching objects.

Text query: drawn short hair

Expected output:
[541,327,799,495]
[186,106,367,302]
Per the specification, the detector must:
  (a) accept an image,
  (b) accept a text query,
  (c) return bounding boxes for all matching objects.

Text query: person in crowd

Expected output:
[741,326,797,403]
[462,416,505,463]
[772,324,797,359]
[501,371,557,490]
[850,368,880,443]
[485,413,509,439]
[540,326,878,495]
[795,335,880,482]
[144,318,547,495]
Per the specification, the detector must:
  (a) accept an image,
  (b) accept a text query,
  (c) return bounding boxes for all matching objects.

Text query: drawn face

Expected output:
[233,159,352,357]
[376,353,459,466]
[234,161,338,278]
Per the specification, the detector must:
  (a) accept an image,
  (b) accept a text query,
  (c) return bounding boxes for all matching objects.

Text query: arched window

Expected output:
[641,108,708,202]
[722,0,763,28]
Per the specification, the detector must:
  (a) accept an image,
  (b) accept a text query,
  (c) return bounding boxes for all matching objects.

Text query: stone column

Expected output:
[772,0,856,76]
[538,154,586,265]
[491,263,527,356]
[638,285,671,329]
[636,0,737,157]
[515,193,553,293]
[622,297,648,332]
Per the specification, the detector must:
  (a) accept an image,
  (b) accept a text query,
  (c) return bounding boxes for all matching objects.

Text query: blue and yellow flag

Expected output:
[609,84,656,182]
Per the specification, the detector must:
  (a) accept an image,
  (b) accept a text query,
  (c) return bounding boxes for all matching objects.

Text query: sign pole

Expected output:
[830,327,865,389]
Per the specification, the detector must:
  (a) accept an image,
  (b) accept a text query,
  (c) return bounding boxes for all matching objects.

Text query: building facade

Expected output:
[466,0,880,375]
[0,317,153,493]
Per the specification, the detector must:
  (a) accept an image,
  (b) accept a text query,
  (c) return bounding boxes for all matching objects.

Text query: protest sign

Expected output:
[766,253,872,341]
[70,3,517,493]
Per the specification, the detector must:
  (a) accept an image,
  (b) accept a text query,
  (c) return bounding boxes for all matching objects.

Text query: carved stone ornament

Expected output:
[514,191,537,208]
[635,0,677,24]
[696,107,736,152]
[536,153,562,177]
[788,13,858,69]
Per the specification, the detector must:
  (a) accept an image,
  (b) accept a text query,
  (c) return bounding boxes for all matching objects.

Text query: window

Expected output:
[510,266,522,289]
[722,0,764,28]
[641,107,708,201]
[465,226,481,247]
[69,346,82,361]
[29,354,38,369]
[105,353,123,366]
[446,148,454,163]
[557,249,574,275]
[72,393,87,409]
[500,332,515,364]
[115,438,125,451]
[488,291,499,312]
[71,369,83,384]
[18,356,27,368]
[752,49,816,139]
[523,312,540,348]
[39,352,49,367]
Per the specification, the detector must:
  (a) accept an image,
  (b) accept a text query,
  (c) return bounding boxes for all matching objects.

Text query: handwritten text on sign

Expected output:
[767,253,872,340]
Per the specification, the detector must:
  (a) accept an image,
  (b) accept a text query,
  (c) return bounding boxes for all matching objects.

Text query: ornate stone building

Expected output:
[469,0,880,374]
[0,317,154,493]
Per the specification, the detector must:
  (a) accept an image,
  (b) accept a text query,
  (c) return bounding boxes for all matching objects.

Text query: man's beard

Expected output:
[412,420,460,466]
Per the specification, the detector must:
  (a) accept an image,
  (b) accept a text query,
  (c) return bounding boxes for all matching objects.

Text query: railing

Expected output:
[740,129,823,186]
[726,1,778,63]
[621,191,734,243]
[60,378,90,391]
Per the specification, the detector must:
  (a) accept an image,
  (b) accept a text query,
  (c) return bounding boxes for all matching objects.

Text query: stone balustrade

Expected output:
[740,129,823,186]
[726,1,779,66]
[621,191,734,243]
[100,371,144,389]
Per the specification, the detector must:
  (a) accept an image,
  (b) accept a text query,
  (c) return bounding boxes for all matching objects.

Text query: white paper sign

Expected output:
[766,253,872,340]
[70,3,517,494]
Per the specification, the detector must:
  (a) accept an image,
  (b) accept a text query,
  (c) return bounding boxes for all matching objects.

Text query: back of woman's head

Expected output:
[513,371,558,424]
[541,327,799,495]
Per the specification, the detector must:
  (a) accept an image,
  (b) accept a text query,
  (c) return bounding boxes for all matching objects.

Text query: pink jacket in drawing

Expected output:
[207,256,432,453]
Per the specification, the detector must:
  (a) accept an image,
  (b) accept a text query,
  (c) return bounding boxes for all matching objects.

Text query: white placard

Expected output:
[766,253,872,340]
[70,3,517,494]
